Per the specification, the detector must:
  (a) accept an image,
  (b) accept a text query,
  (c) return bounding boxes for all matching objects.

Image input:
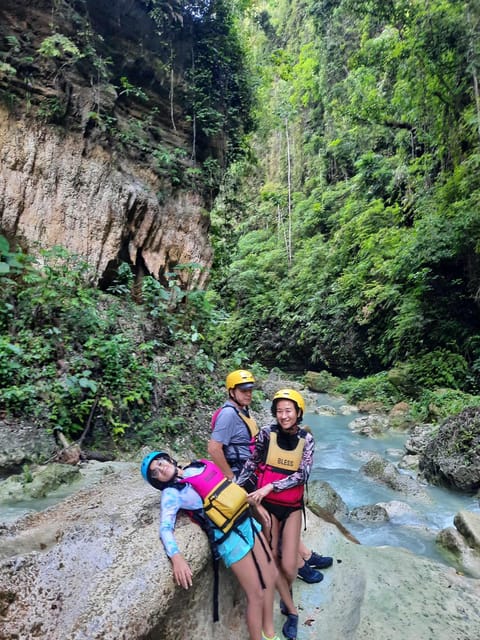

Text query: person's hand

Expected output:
[247,483,273,505]
[171,553,193,589]
[251,502,272,533]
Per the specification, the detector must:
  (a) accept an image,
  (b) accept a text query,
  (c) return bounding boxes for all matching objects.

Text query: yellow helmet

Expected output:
[271,388,305,416]
[226,369,256,391]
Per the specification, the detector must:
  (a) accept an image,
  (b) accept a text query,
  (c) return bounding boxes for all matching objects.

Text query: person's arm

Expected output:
[207,438,234,480]
[159,488,193,589]
[237,426,268,489]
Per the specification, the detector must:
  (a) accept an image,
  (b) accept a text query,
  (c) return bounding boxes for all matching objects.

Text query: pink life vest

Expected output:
[179,459,249,534]
[257,428,306,507]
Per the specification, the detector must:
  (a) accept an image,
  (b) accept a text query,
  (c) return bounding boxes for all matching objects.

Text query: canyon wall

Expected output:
[0,0,236,287]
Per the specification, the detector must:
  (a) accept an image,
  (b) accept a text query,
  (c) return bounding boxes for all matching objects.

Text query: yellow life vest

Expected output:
[265,430,305,471]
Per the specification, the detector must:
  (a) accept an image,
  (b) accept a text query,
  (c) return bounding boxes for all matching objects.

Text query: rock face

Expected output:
[0,110,212,285]
[2,462,480,640]
[0,0,220,286]
[419,406,480,492]
[0,419,56,476]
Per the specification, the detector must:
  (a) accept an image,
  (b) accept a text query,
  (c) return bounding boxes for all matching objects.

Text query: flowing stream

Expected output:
[306,394,479,564]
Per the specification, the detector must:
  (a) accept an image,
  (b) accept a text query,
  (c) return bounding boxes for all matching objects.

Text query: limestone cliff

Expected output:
[0,0,250,286]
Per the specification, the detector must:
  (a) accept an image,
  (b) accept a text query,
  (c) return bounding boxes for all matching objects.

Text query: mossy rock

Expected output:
[304,370,340,393]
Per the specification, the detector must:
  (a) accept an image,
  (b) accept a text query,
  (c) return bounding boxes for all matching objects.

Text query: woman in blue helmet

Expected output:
[141,451,280,640]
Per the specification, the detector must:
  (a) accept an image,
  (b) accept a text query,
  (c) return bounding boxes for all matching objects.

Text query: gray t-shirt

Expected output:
[211,403,253,466]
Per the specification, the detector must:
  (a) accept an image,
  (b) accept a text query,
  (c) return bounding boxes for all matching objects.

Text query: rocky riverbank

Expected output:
[1,457,480,640]
[1,381,480,639]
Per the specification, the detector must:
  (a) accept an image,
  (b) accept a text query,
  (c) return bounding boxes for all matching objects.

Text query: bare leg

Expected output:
[230,532,277,640]
[269,513,300,616]
[279,510,303,584]
[298,539,312,567]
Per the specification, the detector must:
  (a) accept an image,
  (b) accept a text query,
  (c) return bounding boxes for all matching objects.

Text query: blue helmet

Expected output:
[141,451,176,491]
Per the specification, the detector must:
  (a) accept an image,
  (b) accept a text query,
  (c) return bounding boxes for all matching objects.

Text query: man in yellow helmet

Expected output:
[208,369,259,483]
[208,370,333,585]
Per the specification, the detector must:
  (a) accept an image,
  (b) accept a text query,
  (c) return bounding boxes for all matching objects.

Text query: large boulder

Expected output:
[436,510,480,578]
[307,479,348,519]
[419,406,480,492]
[0,462,245,640]
[304,370,340,393]
[348,415,389,437]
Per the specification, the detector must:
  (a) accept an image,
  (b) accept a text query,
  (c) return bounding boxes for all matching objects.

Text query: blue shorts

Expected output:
[214,516,261,568]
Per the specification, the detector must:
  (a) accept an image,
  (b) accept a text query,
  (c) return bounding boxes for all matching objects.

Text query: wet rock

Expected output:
[419,407,480,492]
[385,448,404,459]
[307,479,348,518]
[454,510,480,548]
[351,449,379,464]
[314,405,337,416]
[348,414,389,437]
[338,404,358,415]
[361,454,431,500]
[0,464,81,503]
[349,504,389,523]
[436,511,480,578]
[375,500,420,521]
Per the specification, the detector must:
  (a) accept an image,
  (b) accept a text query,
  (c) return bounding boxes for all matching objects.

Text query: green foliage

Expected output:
[107,262,134,297]
[38,34,82,60]
[406,350,470,391]
[37,96,67,121]
[0,62,16,76]
[409,388,480,424]
[0,243,221,447]
[22,464,33,484]
[336,372,402,407]
[117,76,148,101]
[183,0,254,161]
[206,0,480,399]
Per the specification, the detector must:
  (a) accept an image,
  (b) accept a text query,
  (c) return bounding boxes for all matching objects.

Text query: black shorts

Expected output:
[263,500,302,523]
